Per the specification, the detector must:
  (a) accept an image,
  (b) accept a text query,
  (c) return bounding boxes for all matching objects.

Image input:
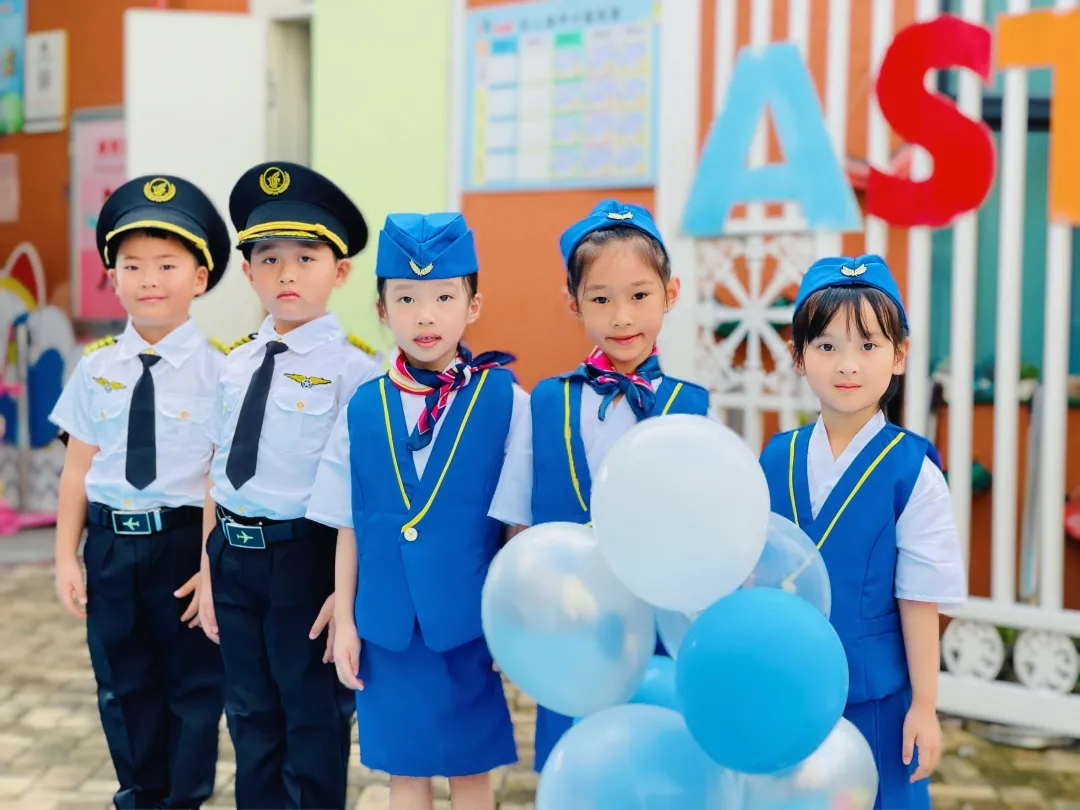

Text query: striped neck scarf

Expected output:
[567,345,662,421]
[388,344,515,450]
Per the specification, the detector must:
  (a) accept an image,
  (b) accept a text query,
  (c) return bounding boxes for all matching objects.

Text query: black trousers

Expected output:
[84,521,225,809]
[208,517,354,809]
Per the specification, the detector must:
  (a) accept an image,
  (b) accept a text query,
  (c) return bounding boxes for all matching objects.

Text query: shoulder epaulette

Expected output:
[224,332,259,354]
[84,335,118,355]
[347,333,378,357]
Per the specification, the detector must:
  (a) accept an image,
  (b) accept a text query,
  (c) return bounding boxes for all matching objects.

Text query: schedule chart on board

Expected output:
[462,0,659,192]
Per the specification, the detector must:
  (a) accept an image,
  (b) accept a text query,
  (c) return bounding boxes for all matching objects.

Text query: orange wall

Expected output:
[462,0,655,389]
[0,0,246,311]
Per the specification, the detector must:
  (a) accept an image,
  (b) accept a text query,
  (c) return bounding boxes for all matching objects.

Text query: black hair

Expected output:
[791,285,909,411]
[566,226,670,298]
[240,238,344,263]
[113,228,203,267]
[376,272,479,304]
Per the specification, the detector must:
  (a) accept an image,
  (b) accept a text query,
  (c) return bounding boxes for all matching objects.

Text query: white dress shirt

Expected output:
[49,318,220,510]
[806,411,968,607]
[210,313,380,521]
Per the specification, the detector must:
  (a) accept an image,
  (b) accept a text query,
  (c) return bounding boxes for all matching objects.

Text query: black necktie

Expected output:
[226,340,288,489]
[125,353,161,489]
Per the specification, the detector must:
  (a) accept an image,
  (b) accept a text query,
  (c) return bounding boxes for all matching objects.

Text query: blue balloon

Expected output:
[538,704,740,810]
[629,655,680,712]
[676,588,849,774]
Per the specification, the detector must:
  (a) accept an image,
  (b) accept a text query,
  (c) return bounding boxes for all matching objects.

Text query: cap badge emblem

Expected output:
[259,166,291,196]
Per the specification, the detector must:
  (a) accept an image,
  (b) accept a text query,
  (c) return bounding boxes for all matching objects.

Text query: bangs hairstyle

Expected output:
[792,285,909,409]
[376,272,479,304]
[567,226,670,298]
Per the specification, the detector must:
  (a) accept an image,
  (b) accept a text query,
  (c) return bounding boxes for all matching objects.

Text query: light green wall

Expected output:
[312,0,452,357]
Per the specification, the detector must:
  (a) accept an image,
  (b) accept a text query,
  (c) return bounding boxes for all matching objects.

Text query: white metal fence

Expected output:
[683,0,1080,736]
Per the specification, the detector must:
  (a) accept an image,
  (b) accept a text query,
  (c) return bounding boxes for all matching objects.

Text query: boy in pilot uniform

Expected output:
[51,175,230,809]
[198,162,380,809]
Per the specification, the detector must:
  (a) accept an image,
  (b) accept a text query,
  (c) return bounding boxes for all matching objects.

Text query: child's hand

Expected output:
[54,555,87,619]
[309,593,336,663]
[902,702,942,782]
[198,565,220,645]
[174,572,204,629]
[333,625,364,691]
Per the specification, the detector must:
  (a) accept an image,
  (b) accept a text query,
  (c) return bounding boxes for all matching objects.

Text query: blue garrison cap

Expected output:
[794,254,908,328]
[558,199,667,268]
[376,213,478,280]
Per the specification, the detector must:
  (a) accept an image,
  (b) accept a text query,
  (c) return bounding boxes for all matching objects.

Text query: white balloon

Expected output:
[741,717,879,810]
[591,415,770,613]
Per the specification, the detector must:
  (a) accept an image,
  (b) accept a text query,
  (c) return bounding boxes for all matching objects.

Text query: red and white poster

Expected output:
[70,111,126,322]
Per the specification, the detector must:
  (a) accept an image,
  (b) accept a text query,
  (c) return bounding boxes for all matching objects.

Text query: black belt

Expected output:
[88,503,201,536]
[215,505,310,550]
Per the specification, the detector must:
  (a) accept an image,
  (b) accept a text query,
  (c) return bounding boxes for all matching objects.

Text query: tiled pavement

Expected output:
[1,532,1078,809]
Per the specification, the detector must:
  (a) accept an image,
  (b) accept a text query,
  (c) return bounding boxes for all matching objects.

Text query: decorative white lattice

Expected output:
[695,234,821,448]
[941,619,1007,681]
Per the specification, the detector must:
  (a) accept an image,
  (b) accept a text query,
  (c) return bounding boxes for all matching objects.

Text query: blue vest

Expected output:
[347,368,514,653]
[759,421,937,704]
[531,374,711,524]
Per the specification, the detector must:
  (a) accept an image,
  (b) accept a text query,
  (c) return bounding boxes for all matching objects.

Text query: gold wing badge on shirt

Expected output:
[283,373,332,390]
[92,377,126,392]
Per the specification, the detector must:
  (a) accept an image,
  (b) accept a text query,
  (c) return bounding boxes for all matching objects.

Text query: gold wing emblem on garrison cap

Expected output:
[840,263,867,277]
[93,377,126,392]
[409,259,434,276]
[606,211,634,221]
[284,373,332,389]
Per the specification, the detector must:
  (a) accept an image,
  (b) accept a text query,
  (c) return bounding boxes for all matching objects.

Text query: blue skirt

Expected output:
[533,633,669,772]
[844,689,930,810]
[356,623,517,778]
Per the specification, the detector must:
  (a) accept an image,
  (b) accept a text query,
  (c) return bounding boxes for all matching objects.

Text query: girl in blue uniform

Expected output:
[308,212,527,810]
[488,199,714,772]
[758,255,967,810]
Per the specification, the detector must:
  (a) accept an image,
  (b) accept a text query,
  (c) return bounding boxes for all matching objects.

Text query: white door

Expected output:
[124,9,267,340]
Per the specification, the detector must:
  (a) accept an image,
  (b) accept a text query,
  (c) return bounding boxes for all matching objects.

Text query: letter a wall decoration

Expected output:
[683,43,861,236]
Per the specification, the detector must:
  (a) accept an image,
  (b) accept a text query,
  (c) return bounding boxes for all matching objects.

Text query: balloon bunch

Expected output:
[482,415,880,809]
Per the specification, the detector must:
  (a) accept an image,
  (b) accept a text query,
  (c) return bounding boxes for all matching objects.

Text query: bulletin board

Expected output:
[462,0,659,192]
[68,107,127,325]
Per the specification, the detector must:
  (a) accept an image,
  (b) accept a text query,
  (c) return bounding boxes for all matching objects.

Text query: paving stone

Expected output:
[355,784,390,810]
[930,782,1001,801]
[1,800,61,810]
[1001,785,1051,808]
[0,774,35,798]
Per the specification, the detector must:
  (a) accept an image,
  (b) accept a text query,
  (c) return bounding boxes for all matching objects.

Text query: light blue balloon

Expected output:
[629,655,681,712]
[676,589,849,774]
[482,523,656,718]
[538,704,741,810]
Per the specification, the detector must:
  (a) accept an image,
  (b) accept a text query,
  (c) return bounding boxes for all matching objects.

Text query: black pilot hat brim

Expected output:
[229,161,368,258]
[96,174,232,293]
